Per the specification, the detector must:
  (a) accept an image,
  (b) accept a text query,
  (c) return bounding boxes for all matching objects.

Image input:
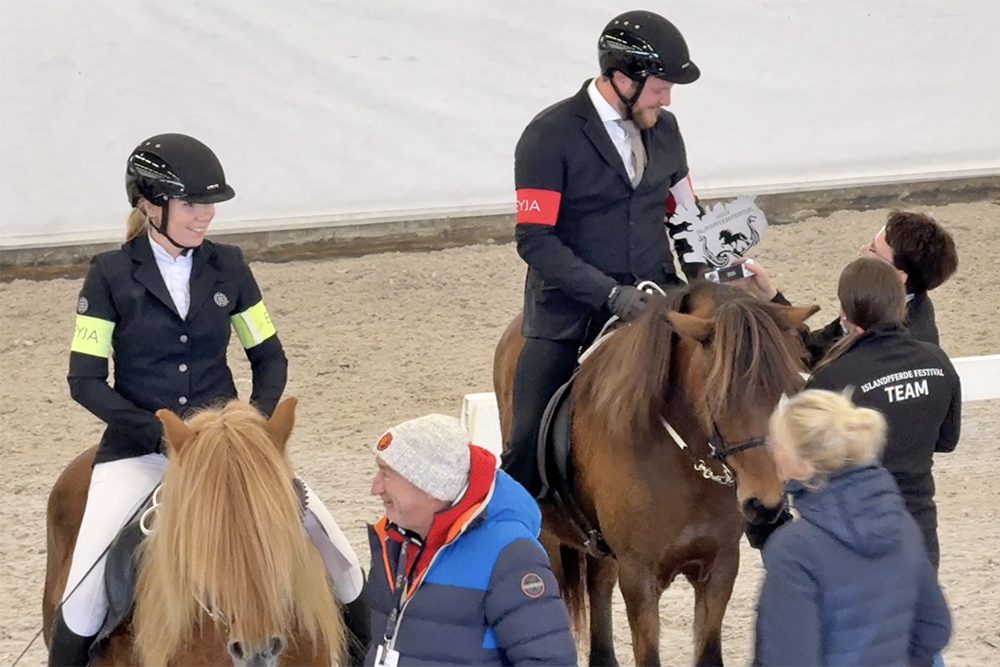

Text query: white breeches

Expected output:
[61,453,167,636]
[60,454,363,635]
[298,480,365,604]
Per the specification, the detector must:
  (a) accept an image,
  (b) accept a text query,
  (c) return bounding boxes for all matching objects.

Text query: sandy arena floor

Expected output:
[2,202,998,665]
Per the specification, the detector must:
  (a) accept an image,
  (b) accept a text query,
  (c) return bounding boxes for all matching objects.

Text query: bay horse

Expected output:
[43,398,345,666]
[494,280,817,666]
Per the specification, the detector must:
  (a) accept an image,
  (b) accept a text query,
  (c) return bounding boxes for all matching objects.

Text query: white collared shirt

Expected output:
[148,232,193,319]
[587,78,638,180]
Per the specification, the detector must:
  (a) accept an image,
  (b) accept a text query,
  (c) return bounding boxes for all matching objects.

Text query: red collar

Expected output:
[376,446,497,588]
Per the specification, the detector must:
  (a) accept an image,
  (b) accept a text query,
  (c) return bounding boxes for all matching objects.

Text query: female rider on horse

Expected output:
[54,134,368,666]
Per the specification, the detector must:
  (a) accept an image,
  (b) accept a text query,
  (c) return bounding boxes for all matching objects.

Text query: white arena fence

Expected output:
[461,354,1000,460]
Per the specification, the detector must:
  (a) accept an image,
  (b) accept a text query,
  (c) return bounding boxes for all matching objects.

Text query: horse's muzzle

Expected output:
[228,636,285,667]
[742,496,786,526]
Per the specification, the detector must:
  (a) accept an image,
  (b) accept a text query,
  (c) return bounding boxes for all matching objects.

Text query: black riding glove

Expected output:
[607,285,647,322]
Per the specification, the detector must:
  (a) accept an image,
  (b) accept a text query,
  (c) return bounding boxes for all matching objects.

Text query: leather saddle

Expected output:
[536,373,612,559]
[89,496,152,660]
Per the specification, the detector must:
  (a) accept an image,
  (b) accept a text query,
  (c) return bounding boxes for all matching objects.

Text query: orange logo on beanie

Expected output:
[376,432,393,451]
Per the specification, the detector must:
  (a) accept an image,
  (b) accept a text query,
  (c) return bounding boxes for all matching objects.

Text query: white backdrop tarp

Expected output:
[2,0,999,247]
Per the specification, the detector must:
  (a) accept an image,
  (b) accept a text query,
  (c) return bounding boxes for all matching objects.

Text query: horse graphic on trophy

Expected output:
[669,197,768,270]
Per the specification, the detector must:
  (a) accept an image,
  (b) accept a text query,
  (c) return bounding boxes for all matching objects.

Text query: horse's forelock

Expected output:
[701,292,805,426]
[134,402,342,666]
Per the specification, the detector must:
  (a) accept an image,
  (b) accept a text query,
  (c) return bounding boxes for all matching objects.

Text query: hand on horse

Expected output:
[607,285,648,322]
[730,257,778,301]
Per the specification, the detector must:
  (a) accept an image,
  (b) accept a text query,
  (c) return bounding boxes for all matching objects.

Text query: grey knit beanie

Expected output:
[373,414,472,501]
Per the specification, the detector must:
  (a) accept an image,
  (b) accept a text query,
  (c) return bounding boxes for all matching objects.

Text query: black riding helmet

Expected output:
[126,133,235,249]
[598,10,700,118]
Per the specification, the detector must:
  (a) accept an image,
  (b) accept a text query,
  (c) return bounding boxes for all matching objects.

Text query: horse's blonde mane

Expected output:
[133,401,342,666]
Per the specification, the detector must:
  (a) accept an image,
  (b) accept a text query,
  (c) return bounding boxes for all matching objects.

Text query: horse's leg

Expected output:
[689,545,740,667]
[587,555,620,667]
[618,558,664,667]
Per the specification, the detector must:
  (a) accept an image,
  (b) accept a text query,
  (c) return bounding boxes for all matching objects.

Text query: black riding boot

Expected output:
[47,609,96,667]
[501,337,579,499]
[342,577,372,666]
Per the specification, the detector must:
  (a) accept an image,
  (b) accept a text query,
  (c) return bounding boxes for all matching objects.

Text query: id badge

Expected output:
[375,645,400,667]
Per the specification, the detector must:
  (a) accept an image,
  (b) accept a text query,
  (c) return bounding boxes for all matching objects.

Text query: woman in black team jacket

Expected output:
[54,134,368,666]
[805,257,961,569]
[737,210,958,367]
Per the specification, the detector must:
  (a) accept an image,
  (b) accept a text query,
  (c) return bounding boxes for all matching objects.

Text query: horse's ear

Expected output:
[156,409,194,454]
[776,304,821,329]
[666,311,713,343]
[265,397,298,452]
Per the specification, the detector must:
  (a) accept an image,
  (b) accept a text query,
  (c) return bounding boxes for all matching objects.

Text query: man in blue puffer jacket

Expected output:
[755,389,951,667]
[364,414,576,667]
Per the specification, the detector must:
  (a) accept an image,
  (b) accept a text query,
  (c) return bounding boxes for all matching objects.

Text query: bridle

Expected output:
[661,418,768,487]
[709,425,767,461]
[627,280,772,486]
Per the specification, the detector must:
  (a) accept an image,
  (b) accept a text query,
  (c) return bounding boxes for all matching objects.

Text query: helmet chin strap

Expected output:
[608,72,648,121]
[151,199,195,253]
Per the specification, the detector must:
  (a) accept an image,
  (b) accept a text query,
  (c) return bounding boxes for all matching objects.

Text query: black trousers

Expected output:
[501,337,580,497]
[909,501,940,571]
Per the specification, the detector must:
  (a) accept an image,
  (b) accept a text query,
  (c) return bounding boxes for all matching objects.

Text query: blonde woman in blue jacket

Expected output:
[754,390,951,667]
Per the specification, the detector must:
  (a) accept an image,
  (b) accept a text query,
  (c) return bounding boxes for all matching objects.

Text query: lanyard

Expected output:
[382,535,422,647]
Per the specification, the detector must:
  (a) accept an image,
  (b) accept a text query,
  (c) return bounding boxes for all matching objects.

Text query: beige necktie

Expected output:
[618,119,646,186]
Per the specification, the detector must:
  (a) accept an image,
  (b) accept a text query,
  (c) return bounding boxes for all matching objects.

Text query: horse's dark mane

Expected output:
[576,281,805,443]
[574,286,685,443]
[699,284,806,426]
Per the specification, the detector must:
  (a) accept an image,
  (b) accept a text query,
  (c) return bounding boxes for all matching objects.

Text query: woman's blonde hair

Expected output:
[769,389,886,480]
[125,201,157,241]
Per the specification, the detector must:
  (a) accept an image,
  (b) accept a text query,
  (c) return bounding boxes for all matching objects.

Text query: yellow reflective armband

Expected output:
[71,315,115,358]
[231,300,277,348]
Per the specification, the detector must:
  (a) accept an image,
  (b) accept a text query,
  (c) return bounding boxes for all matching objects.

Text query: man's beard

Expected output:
[633,106,659,130]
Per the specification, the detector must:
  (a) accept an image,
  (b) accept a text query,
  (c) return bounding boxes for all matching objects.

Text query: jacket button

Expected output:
[179,334,189,343]
[178,396,188,405]
[178,364,188,372]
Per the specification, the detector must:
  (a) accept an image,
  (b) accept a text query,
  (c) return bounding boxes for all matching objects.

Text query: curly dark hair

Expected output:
[884,211,958,292]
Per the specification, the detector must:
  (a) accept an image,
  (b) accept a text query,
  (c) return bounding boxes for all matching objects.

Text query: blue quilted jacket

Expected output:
[365,447,576,667]
[754,464,951,666]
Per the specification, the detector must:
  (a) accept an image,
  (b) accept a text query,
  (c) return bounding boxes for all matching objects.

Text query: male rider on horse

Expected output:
[54,134,369,666]
[502,10,706,498]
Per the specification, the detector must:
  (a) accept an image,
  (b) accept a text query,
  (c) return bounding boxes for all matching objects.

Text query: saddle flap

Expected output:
[92,516,145,651]
[537,375,575,501]
[537,374,613,558]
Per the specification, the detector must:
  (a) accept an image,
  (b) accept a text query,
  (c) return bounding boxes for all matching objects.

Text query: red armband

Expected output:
[515,188,561,226]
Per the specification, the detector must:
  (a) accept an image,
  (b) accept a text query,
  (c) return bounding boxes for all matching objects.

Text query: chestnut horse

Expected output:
[43,398,344,666]
[494,281,817,666]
